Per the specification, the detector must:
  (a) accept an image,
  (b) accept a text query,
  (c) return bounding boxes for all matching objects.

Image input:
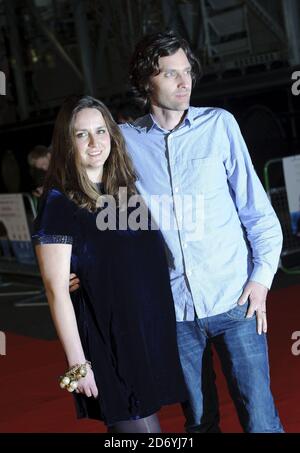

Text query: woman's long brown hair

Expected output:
[44,95,137,211]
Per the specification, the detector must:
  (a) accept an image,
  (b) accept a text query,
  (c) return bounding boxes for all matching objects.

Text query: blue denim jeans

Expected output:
[176,303,284,433]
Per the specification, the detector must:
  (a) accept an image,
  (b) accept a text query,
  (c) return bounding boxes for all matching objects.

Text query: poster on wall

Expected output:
[282,155,300,238]
[0,194,35,264]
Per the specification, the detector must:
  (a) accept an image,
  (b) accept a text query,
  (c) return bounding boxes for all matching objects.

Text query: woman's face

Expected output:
[74,108,111,182]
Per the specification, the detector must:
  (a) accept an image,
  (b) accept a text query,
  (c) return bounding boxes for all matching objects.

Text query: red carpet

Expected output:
[0,285,299,433]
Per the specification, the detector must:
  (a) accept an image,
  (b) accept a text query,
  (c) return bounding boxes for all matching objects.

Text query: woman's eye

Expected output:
[97,129,106,134]
[76,132,87,139]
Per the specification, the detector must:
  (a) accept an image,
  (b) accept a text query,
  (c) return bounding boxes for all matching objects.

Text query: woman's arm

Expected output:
[35,244,98,398]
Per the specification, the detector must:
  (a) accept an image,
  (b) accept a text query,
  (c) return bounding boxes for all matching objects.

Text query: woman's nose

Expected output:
[89,134,98,147]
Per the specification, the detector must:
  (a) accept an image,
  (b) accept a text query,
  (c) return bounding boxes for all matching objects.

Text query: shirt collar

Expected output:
[132,107,195,133]
[185,107,196,125]
[132,114,155,132]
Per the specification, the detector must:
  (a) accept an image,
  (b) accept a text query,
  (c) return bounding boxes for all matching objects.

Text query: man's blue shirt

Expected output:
[120,107,283,320]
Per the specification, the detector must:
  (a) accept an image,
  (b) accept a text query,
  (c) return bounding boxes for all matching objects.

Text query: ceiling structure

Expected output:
[0,0,299,124]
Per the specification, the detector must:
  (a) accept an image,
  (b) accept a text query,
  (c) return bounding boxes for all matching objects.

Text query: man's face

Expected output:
[33,153,51,171]
[149,48,192,112]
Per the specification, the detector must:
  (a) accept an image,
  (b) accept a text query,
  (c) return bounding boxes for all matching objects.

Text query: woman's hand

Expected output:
[75,366,99,398]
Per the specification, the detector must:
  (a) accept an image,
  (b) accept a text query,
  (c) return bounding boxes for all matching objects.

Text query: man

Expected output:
[27,145,51,197]
[119,31,284,433]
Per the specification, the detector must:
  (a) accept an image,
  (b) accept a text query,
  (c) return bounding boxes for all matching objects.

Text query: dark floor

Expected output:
[0,258,300,340]
[0,259,55,339]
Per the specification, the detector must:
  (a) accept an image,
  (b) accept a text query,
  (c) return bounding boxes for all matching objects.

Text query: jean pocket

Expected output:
[225,302,256,321]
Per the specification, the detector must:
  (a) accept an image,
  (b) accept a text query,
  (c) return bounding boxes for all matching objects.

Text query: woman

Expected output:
[32,95,187,433]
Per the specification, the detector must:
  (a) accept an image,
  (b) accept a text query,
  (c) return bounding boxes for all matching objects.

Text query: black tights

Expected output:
[107,413,161,433]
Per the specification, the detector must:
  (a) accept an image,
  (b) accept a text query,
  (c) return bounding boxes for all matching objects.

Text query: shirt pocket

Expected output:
[188,156,227,193]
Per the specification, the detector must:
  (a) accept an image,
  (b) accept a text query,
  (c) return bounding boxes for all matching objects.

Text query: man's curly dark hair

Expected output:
[129,30,202,105]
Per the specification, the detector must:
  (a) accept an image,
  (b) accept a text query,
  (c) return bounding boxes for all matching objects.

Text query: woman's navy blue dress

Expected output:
[33,187,187,425]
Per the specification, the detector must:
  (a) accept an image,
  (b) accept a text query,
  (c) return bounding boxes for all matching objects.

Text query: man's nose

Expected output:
[177,73,189,87]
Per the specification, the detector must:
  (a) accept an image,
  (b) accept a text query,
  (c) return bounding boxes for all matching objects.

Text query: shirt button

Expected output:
[187,269,192,277]
[183,243,187,249]
[174,187,179,193]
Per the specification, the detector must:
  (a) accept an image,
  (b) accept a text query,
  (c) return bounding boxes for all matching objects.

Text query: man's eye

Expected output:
[165,71,176,78]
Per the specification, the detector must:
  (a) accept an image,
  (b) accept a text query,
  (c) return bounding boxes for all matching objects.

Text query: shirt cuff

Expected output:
[249,264,277,290]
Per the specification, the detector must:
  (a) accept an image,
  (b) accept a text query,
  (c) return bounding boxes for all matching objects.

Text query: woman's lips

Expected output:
[88,150,102,157]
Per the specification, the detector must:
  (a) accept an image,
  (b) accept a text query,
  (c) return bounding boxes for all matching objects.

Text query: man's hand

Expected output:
[237,281,268,335]
[69,273,80,293]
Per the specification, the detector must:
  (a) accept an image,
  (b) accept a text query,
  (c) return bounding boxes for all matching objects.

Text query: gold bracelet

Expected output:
[59,360,92,392]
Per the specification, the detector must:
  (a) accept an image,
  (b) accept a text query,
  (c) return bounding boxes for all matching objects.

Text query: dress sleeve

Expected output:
[32,189,76,245]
